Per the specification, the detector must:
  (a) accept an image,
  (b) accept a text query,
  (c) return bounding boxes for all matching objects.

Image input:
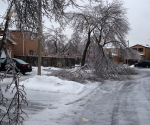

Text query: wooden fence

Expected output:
[15,56,77,68]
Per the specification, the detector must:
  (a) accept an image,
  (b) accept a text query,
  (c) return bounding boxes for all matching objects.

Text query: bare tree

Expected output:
[67,1,129,62]
[67,31,82,56]
[0,0,99,124]
[65,0,139,79]
[0,1,28,125]
[44,26,68,55]
[66,6,101,66]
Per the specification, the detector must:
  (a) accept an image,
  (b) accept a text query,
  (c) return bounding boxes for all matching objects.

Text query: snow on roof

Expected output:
[0,36,17,45]
[6,37,17,45]
[112,53,117,56]
[106,44,150,48]
[131,44,150,48]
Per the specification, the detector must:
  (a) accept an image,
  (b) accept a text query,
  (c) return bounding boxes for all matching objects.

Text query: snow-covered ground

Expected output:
[1,66,150,125]
[1,66,100,124]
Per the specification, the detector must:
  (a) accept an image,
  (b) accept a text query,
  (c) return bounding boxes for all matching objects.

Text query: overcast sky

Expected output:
[0,0,150,47]
[123,0,150,46]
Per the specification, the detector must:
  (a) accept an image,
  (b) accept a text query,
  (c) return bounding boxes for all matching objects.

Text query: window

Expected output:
[29,33,34,40]
[29,50,34,55]
[133,48,137,51]
[138,48,143,52]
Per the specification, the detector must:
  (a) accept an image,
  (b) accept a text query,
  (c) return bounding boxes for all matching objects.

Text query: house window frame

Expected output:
[29,50,34,55]
[138,48,143,52]
[29,32,34,40]
[133,48,137,51]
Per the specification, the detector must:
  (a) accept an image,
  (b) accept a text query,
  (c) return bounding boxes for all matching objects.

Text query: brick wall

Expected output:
[10,31,45,57]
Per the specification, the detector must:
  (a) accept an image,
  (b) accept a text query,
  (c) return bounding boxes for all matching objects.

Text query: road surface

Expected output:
[69,69,150,125]
[1,68,150,125]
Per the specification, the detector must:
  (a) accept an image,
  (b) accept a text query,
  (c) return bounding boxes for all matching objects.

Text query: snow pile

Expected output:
[20,75,86,95]
[130,65,135,68]
[32,66,61,75]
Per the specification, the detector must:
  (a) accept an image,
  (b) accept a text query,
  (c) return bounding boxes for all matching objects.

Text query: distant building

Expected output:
[130,44,150,60]
[10,30,43,56]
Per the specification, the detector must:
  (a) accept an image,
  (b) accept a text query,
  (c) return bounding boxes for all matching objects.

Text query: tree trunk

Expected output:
[81,29,91,66]
[54,41,58,53]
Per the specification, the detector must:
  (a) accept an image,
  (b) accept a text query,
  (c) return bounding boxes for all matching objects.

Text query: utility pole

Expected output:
[37,0,42,75]
[127,40,129,65]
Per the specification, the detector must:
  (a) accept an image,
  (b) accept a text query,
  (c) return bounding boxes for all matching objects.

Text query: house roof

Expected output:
[130,44,150,48]
[0,36,17,45]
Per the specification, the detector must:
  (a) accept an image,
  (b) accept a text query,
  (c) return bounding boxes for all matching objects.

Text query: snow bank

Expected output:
[20,75,86,95]
[32,66,61,75]
[130,65,135,68]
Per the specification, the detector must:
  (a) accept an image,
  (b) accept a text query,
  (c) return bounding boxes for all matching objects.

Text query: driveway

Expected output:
[1,67,150,125]
[69,69,150,125]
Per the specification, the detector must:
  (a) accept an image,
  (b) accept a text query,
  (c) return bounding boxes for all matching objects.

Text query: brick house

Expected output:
[104,44,150,65]
[0,28,46,58]
[130,44,150,60]
[122,44,150,65]
[9,30,46,57]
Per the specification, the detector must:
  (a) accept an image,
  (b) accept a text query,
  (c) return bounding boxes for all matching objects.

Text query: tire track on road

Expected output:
[110,81,140,125]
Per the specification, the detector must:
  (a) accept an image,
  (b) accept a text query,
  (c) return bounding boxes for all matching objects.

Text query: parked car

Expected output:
[0,58,32,75]
[134,60,150,68]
